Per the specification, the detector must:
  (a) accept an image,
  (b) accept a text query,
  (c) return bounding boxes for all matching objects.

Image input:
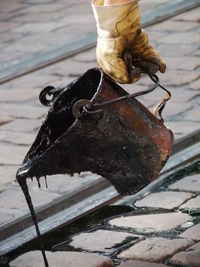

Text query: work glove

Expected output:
[92,0,166,83]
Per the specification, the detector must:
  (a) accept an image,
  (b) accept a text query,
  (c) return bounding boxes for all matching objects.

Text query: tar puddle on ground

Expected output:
[1,159,199,266]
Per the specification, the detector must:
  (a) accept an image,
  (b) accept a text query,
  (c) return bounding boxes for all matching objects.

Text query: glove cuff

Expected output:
[92,0,140,37]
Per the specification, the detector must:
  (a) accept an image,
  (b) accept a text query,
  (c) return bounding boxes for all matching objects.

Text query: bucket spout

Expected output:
[16,68,173,195]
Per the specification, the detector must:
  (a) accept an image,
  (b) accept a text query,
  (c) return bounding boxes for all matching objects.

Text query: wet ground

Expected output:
[0,0,200,266]
[6,159,200,266]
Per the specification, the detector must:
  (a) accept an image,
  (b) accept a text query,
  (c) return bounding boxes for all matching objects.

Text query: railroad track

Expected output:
[0,0,199,85]
[1,129,200,258]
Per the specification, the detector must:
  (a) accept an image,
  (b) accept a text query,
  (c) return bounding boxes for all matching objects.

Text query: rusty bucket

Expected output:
[16,68,173,195]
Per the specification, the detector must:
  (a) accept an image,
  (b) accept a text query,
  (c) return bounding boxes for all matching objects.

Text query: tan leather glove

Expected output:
[92,0,166,83]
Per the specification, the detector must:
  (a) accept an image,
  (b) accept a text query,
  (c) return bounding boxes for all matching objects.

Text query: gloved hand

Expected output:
[92,0,166,83]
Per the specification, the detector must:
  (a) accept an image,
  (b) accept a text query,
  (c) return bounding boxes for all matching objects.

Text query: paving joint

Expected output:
[0,0,199,85]
[1,130,200,256]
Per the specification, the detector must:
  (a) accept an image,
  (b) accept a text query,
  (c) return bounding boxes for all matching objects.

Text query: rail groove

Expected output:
[0,129,200,256]
[0,0,199,85]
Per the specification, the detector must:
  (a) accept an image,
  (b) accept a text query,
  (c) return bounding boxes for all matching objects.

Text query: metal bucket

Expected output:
[16,68,173,195]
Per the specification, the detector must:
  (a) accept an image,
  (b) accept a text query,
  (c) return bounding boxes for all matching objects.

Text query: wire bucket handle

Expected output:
[72,74,171,122]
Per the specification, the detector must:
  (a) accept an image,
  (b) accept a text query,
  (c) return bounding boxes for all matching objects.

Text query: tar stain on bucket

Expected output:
[16,68,173,266]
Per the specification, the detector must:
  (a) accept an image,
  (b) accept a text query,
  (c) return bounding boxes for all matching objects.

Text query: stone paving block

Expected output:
[0,212,13,225]
[73,48,96,63]
[170,251,200,266]
[61,2,93,15]
[118,237,194,262]
[166,87,199,103]
[0,206,26,222]
[160,70,199,87]
[123,83,150,96]
[60,13,95,25]
[0,22,21,33]
[10,251,114,267]
[165,121,200,140]
[136,86,198,108]
[118,260,168,267]
[0,88,37,102]
[0,103,46,119]
[164,56,200,71]
[49,60,97,77]
[189,79,200,90]
[42,32,77,48]
[24,30,76,47]
[180,196,200,211]
[0,130,35,145]
[34,74,72,89]
[0,143,29,165]
[157,43,199,57]
[20,4,69,14]
[183,109,200,122]
[0,119,41,133]
[12,12,61,23]
[140,0,169,12]
[131,80,167,101]
[0,72,57,90]
[194,49,200,57]
[168,174,200,193]
[59,22,96,35]
[179,223,200,241]
[70,229,142,253]
[0,116,12,126]
[169,242,200,266]
[162,101,191,118]
[134,191,193,210]
[13,22,67,33]
[160,32,200,44]
[0,187,60,212]
[139,69,199,87]
[0,3,28,13]
[0,165,17,185]
[109,212,191,233]
[150,20,199,32]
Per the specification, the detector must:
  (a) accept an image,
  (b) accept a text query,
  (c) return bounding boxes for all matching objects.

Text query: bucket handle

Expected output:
[72,74,171,122]
[150,75,171,122]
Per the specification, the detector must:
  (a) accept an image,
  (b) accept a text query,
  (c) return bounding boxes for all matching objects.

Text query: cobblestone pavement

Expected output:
[0,0,171,75]
[0,0,200,266]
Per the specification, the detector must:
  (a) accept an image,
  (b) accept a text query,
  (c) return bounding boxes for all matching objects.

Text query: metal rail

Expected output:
[0,129,200,256]
[0,0,199,85]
